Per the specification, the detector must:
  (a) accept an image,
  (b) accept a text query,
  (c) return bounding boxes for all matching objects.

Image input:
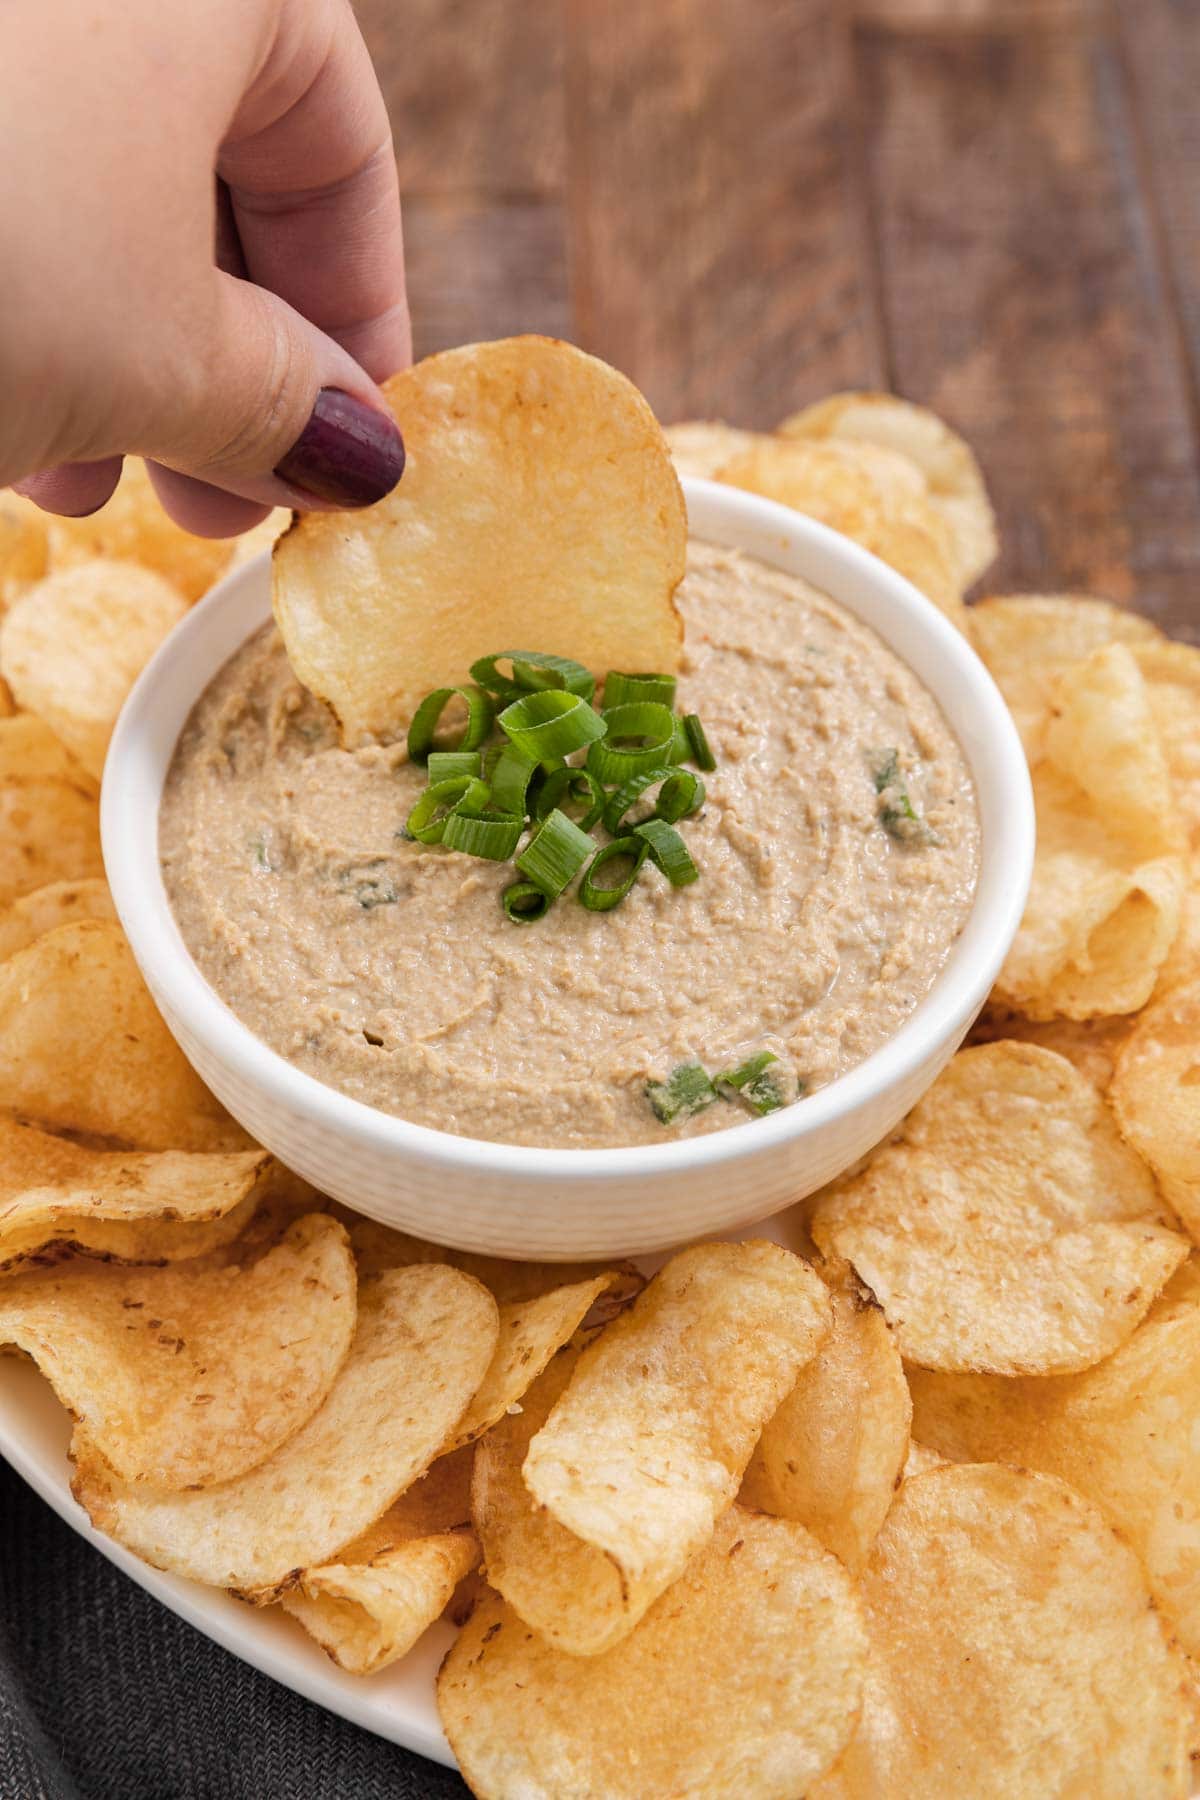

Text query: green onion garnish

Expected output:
[535,767,607,833]
[471,651,595,703]
[499,690,607,765]
[407,686,494,762]
[488,743,541,816]
[501,880,551,924]
[869,747,939,846]
[633,818,700,887]
[645,1059,719,1125]
[405,775,489,845]
[586,700,677,781]
[682,713,716,771]
[515,808,594,900]
[602,671,678,709]
[603,767,704,835]
[441,808,525,861]
[427,750,481,783]
[579,835,649,912]
[717,1050,786,1115]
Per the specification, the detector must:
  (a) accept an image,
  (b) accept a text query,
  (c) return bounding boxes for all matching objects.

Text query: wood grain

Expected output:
[404,199,571,357]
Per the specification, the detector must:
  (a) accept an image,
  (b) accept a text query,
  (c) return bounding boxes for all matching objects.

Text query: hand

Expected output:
[1,0,409,535]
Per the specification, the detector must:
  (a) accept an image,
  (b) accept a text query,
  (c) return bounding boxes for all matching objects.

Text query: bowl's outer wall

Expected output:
[102,480,1032,1259]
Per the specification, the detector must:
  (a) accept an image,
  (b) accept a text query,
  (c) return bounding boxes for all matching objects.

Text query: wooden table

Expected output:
[356,0,1200,641]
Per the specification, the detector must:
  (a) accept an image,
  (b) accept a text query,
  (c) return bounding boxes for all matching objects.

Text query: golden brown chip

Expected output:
[1155,852,1200,997]
[994,644,1185,1019]
[273,338,686,742]
[662,419,764,479]
[778,391,998,590]
[517,1242,831,1651]
[909,1269,1200,1659]
[716,434,968,628]
[966,1005,1135,1092]
[0,1116,272,1274]
[44,459,227,603]
[740,1276,910,1572]
[0,919,245,1150]
[4,1213,355,1489]
[0,877,115,961]
[900,1439,947,1480]
[1,559,187,778]
[970,593,1162,761]
[809,1464,1192,1799]
[810,1042,1186,1374]
[73,1265,499,1590]
[1110,979,1200,1242]
[440,1506,867,1800]
[0,490,48,604]
[0,715,102,905]
[1132,639,1200,845]
[279,1447,477,1674]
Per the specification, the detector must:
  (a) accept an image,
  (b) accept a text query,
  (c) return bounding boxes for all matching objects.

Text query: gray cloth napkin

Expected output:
[0,1461,469,1799]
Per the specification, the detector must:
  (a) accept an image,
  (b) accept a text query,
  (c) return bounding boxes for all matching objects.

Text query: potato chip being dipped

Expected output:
[439,1506,867,1800]
[73,1265,498,1592]
[273,337,687,742]
[1,1213,355,1488]
[809,1042,1187,1374]
[809,1464,1193,1798]
[279,1446,477,1674]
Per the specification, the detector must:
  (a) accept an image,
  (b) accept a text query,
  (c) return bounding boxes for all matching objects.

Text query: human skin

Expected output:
[0,0,410,534]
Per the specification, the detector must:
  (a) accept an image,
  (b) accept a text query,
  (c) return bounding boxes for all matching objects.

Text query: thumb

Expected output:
[143,271,406,513]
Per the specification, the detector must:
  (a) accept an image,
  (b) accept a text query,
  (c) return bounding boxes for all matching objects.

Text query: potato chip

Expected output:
[0,715,102,905]
[0,678,14,718]
[970,593,1161,761]
[663,419,763,479]
[778,391,998,590]
[1155,853,1200,997]
[1132,639,1200,845]
[994,645,1185,1019]
[517,1242,831,1651]
[74,1264,499,1591]
[0,490,48,604]
[900,1439,947,1480]
[967,1005,1135,1091]
[0,877,115,961]
[810,1042,1186,1374]
[0,919,246,1151]
[1,559,187,778]
[440,1506,867,1800]
[273,338,686,742]
[44,459,227,603]
[3,1213,354,1489]
[910,1271,1200,1659]
[0,1116,272,1274]
[716,435,967,628]
[809,1464,1193,1799]
[740,1275,910,1572]
[279,1447,477,1674]
[1110,980,1200,1242]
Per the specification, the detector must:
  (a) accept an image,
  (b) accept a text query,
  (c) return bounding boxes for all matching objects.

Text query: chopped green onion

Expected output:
[717,1050,796,1116]
[501,880,551,924]
[405,775,489,845]
[471,651,595,703]
[668,714,691,764]
[682,713,717,771]
[407,686,494,762]
[602,671,677,709]
[499,690,607,765]
[488,743,541,816]
[427,750,481,783]
[869,747,940,846]
[535,767,607,833]
[586,700,677,781]
[516,808,594,899]
[441,808,525,861]
[602,767,704,834]
[633,818,699,886]
[645,1059,719,1125]
[578,835,649,912]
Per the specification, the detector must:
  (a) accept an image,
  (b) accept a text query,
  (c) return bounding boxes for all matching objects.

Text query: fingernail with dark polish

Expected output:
[275,388,405,508]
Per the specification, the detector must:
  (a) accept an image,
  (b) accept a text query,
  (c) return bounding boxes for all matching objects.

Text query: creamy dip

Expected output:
[161,543,980,1148]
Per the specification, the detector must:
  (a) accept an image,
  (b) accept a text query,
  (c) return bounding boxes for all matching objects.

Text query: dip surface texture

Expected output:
[160,543,980,1148]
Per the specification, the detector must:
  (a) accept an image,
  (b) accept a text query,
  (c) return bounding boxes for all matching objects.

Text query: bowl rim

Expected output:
[101,477,1034,1181]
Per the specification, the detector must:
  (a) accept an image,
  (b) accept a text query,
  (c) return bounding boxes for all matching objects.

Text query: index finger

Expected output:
[219,0,410,383]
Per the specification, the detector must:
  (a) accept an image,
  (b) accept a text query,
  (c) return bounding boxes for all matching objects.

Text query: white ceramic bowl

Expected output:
[101,479,1033,1259]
